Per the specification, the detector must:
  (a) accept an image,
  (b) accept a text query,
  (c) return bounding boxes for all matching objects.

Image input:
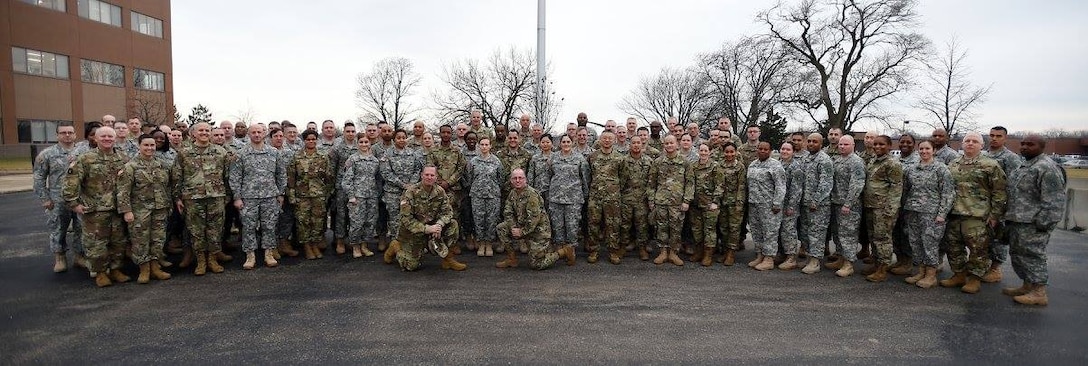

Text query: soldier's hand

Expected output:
[708,203,718,211]
[123,212,134,223]
[42,200,53,210]
[680,203,689,212]
[809,203,817,212]
[935,216,945,224]
[511,227,523,238]
[785,208,794,217]
[349,197,357,205]
[841,206,851,215]
[772,206,781,214]
[73,205,85,215]
[234,199,244,210]
[277,196,284,205]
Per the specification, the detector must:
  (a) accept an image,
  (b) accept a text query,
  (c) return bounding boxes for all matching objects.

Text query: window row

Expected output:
[24,0,164,38]
[11,47,165,91]
[18,120,64,144]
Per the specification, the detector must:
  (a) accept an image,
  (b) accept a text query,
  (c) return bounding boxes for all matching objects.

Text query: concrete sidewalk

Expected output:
[0,173,32,194]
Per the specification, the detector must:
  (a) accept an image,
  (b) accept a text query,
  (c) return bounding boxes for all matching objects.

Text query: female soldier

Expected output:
[466,137,506,257]
[548,135,589,261]
[117,134,173,284]
[342,135,381,258]
[903,140,955,288]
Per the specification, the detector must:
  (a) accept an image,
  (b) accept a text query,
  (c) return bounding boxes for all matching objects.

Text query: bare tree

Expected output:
[127,91,173,127]
[698,35,802,135]
[356,57,422,130]
[433,47,543,130]
[914,38,991,135]
[532,74,564,133]
[759,0,929,132]
[617,66,713,127]
[231,100,259,126]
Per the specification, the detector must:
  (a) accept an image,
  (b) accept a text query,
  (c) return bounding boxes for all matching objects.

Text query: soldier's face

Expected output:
[680,135,692,150]
[791,135,804,146]
[169,131,183,146]
[599,133,613,149]
[343,127,356,142]
[828,129,842,142]
[421,168,437,186]
[138,137,156,157]
[413,123,425,136]
[931,130,948,145]
[506,132,519,148]
[510,171,527,189]
[270,131,284,147]
[128,119,141,134]
[520,116,531,129]
[899,136,915,155]
[838,137,854,155]
[605,121,616,132]
[539,136,552,152]
[615,129,626,142]
[235,124,248,138]
[211,130,225,145]
[577,130,588,144]
[962,135,982,155]
[456,124,468,138]
[630,137,643,154]
[559,136,573,152]
[114,123,128,139]
[627,119,637,131]
[577,113,588,125]
[322,123,336,137]
[285,127,299,141]
[864,133,876,148]
[479,138,491,154]
[807,137,822,153]
[780,143,794,160]
[366,125,379,139]
[470,113,482,127]
[698,144,710,161]
[153,131,167,148]
[873,138,889,156]
[746,128,760,142]
[663,137,677,154]
[722,146,736,162]
[440,127,452,143]
[57,126,76,144]
[465,135,477,149]
[757,143,772,161]
[989,129,1007,149]
[249,127,265,144]
[422,133,434,148]
[195,124,211,144]
[394,132,408,149]
[531,125,543,138]
[380,125,393,140]
[917,142,934,161]
[96,129,116,149]
[358,137,371,153]
[304,134,318,150]
[1020,139,1043,159]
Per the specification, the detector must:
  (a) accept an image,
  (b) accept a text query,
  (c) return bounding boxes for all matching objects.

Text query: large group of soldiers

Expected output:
[34,111,1067,306]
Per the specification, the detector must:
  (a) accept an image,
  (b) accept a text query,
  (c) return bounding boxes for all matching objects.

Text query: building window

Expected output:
[20,0,66,12]
[11,47,70,79]
[135,69,165,91]
[80,59,124,87]
[17,120,64,143]
[77,0,122,27]
[131,12,163,38]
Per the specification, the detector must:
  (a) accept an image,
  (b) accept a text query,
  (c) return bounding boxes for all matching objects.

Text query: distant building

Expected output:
[0,0,173,148]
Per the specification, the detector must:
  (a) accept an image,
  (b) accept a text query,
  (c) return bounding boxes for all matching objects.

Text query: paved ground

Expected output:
[1,190,1087,364]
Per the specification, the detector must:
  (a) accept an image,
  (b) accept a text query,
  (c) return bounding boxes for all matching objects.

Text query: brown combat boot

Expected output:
[264,250,279,267]
[653,248,668,265]
[700,246,714,267]
[179,247,194,268]
[449,244,462,256]
[557,245,576,265]
[587,250,599,264]
[690,246,705,262]
[108,268,131,283]
[639,246,650,261]
[303,244,316,260]
[150,261,171,280]
[915,266,938,288]
[496,251,518,268]
[722,249,736,266]
[755,256,775,271]
[667,249,684,266]
[905,266,925,284]
[940,271,967,288]
[778,256,798,271]
[207,252,225,273]
[961,275,982,294]
[835,261,854,277]
[383,240,401,264]
[609,250,622,265]
[316,240,328,250]
[137,263,151,284]
[157,257,173,269]
[441,254,467,271]
[1002,281,1031,297]
[981,264,1003,283]
[94,272,112,288]
[861,262,879,276]
[278,239,299,257]
[1013,284,1048,306]
[865,264,889,282]
[214,251,233,262]
[825,256,845,270]
[242,252,256,270]
[335,239,346,255]
[748,253,765,268]
[194,251,207,276]
[53,253,68,273]
[889,256,913,275]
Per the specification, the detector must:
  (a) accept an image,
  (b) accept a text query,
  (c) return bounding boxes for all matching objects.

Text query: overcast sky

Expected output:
[172,0,1087,134]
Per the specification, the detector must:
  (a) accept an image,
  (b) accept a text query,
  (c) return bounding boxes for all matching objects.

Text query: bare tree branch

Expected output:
[617,66,713,128]
[356,57,422,130]
[914,37,991,135]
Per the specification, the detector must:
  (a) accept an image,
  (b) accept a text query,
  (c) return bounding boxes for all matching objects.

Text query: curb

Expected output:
[0,187,33,194]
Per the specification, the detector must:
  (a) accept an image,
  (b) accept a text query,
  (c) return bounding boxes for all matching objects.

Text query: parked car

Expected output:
[1062,159,1088,169]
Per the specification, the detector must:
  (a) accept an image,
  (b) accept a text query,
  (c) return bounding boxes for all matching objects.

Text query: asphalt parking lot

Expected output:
[1,191,1086,364]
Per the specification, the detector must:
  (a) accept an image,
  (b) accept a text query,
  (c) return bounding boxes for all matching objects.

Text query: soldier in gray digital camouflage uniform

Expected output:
[34,123,84,273]
[981,126,1024,283]
[902,140,955,288]
[746,142,786,271]
[466,137,506,257]
[777,142,805,270]
[800,133,835,275]
[330,123,360,255]
[824,135,866,278]
[379,130,424,247]
[549,135,590,258]
[230,124,287,270]
[342,136,381,258]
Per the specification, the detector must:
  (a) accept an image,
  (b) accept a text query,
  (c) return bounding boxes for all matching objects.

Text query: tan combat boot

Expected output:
[960,275,982,294]
[360,244,375,257]
[558,245,577,265]
[748,253,765,268]
[383,240,401,264]
[835,261,854,277]
[214,251,233,262]
[108,268,131,283]
[1013,284,1048,306]
[264,250,279,267]
[981,264,1003,283]
[335,238,346,255]
[915,266,938,288]
[137,263,151,284]
[449,244,462,256]
[94,272,112,288]
[825,256,845,270]
[53,253,68,273]
[778,256,798,271]
[303,244,316,260]
[150,261,172,280]
[441,254,468,271]
[352,244,363,258]
[496,251,518,268]
[700,246,714,267]
[865,264,889,282]
[587,250,599,264]
[1002,281,1031,297]
[801,258,821,274]
[609,250,622,265]
[193,251,207,276]
[940,271,967,288]
[890,256,913,276]
[278,239,299,257]
[722,249,736,266]
[667,249,684,266]
[653,248,669,265]
[755,256,775,271]
[639,246,650,261]
[905,266,925,285]
[242,252,256,270]
[207,252,225,273]
[158,257,173,269]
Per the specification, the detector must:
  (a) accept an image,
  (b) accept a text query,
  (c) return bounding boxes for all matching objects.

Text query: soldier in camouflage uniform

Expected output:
[931,128,961,165]
[495,169,576,269]
[738,126,760,166]
[34,123,84,273]
[330,123,359,254]
[526,134,554,206]
[940,132,1007,294]
[468,110,494,142]
[427,125,467,254]
[777,142,805,270]
[495,129,532,253]
[716,143,746,265]
[902,140,955,288]
[113,121,138,158]
[342,136,382,258]
[466,137,506,257]
[799,133,835,275]
[1001,135,1066,306]
[385,167,467,271]
[117,135,173,283]
[173,123,232,276]
[586,131,627,264]
[891,133,919,275]
[688,144,722,266]
[549,135,590,257]
[861,135,904,282]
[64,127,130,287]
[269,128,299,258]
[649,135,693,266]
[824,136,866,277]
[982,126,1024,282]
[621,136,655,261]
[288,130,334,260]
[380,130,424,245]
[746,142,786,271]
[230,124,288,269]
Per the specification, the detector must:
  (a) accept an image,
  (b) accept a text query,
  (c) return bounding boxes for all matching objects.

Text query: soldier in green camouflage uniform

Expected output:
[1001,135,1066,306]
[230,124,288,268]
[746,142,786,271]
[716,143,747,265]
[342,137,382,257]
[621,136,655,260]
[738,126,760,166]
[172,123,232,276]
[64,127,130,287]
[649,135,693,266]
[827,136,866,277]
[289,130,334,259]
[941,132,1007,294]
[495,169,576,269]
[689,144,722,266]
[861,135,904,281]
[391,167,467,271]
[902,140,955,288]
[117,135,173,283]
[34,123,83,272]
[427,125,467,253]
[586,131,627,264]
[982,126,1024,282]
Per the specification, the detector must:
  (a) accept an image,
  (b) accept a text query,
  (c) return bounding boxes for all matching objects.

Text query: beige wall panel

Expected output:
[13,74,72,121]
